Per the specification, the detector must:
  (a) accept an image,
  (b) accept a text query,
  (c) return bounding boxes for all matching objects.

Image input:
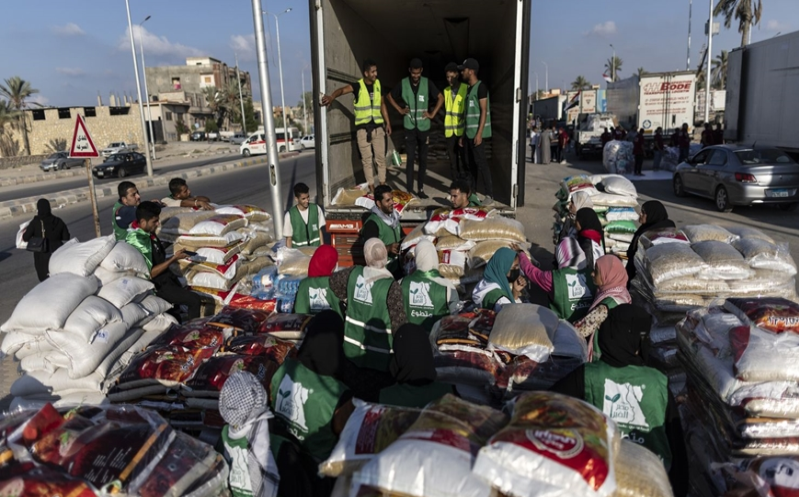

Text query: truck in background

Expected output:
[575,113,617,158]
[532,95,567,123]
[607,71,697,138]
[724,31,799,155]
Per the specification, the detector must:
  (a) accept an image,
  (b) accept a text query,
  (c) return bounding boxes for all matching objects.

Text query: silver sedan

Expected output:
[673,145,799,212]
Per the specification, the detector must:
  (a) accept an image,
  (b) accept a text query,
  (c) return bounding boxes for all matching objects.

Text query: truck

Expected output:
[101,141,138,158]
[606,71,697,138]
[532,95,567,123]
[724,31,799,154]
[310,0,532,264]
[574,113,617,159]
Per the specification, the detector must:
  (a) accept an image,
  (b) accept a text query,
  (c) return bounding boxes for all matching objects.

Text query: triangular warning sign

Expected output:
[69,114,99,158]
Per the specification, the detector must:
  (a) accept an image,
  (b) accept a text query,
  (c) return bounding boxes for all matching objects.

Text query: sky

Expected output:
[0,0,794,108]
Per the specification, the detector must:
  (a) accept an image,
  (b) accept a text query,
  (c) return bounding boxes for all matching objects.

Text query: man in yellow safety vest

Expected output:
[321,59,392,194]
[443,62,467,181]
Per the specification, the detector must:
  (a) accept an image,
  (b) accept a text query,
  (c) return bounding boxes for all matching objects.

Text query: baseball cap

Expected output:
[445,62,459,73]
[458,58,479,71]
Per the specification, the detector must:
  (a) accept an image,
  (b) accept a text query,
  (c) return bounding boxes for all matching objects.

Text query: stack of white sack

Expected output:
[162,205,274,295]
[0,236,177,410]
[587,175,639,260]
[401,207,528,286]
[602,140,634,174]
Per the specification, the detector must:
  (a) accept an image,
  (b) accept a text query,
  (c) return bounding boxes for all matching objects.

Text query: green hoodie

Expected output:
[125,225,154,273]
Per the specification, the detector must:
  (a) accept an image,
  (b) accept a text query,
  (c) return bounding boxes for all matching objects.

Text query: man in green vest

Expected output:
[459,58,493,204]
[551,305,689,497]
[321,59,392,194]
[449,179,481,209]
[386,58,443,198]
[283,182,326,248]
[361,184,403,276]
[443,62,468,181]
[113,181,141,241]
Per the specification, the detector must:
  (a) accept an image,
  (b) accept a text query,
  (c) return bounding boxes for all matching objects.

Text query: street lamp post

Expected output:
[541,61,548,93]
[124,0,153,176]
[687,0,693,70]
[610,44,615,82]
[139,15,157,161]
[264,8,292,150]
[302,70,308,135]
[235,52,247,134]
[705,0,713,123]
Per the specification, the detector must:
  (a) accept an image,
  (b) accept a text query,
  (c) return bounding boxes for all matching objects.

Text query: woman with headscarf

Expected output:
[392,239,458,333]
[575,207,605,270]
[551,304,689,497]
[626,201,674,284]
[573,255,632,361]
[518,238,596,323]
[472,247,526,311]
[22,198,70,281]
[294,245,342,316]
[379,323,456,408]
[557,191,594,243]
[329,238,406,373]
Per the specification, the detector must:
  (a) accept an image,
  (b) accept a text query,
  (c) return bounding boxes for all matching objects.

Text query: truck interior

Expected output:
[311,0,530,218]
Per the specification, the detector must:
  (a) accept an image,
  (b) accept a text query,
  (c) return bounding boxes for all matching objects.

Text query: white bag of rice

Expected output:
[683,224,738,244]
[725,226,775,243]
[692,240,754,280]
[488,304,558,362]
[189,214,248,236]
[457,216,526,243]
[49,236,116,277]
[644,243,707,285]
[732,238,797,275]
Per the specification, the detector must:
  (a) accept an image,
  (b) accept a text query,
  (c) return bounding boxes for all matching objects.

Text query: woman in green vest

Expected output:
[573,255,631,361]
[379,323,456,408]
[471,247,525,311]
[399,239,459,333]
[294,245,342,316]
[551,304,688,497]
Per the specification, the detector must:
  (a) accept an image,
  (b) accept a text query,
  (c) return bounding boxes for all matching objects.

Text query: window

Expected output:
[172,77,181,90]
[707,150,728,166]
[165,111,173,121]
[109,107,130,116]
[691,150,710,165]
[83,107,96,117]
[735,149,796,165]
[31,109,46,121]
[57,108,71,119]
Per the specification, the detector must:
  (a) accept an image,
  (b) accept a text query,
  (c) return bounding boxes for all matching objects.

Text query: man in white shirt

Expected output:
[283,182,326,248]
[161,178,212,209]
[530,126,539,163]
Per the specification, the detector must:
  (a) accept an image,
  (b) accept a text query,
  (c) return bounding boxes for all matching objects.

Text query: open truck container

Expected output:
[309,0,531,264]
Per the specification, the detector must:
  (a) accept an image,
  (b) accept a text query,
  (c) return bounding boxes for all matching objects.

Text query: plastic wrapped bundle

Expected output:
[159,211,217,236]
[458,216,526,243]
[468,240,513,268]
[400,223,434,252]
[692,241,754,280]
[683,224,738,244]
[725,226,775,243]
[724,297,799,333]
[605,207,639,222]
[727,270,795,295]
[639,228,690,249]
[331,185,368,206]
[732,238,797,275]
[644,243,708,285]
[559,175,598,200]
[600,176,637,198]
[436,236,475,252]
[590,193,639,208]
[275,246,313,276]
[487,304,558,361]
[603,140,634,174]
[612,440,674,497]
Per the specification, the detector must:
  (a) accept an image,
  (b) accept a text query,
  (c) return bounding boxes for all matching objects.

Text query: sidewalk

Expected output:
[0,142,241,186]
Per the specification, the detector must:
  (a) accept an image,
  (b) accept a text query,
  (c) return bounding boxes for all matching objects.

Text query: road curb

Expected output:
[0,153,295,220]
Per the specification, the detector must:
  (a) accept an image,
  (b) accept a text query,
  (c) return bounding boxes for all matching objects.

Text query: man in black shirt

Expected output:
[386,58,444,198]
[460,58,493,203]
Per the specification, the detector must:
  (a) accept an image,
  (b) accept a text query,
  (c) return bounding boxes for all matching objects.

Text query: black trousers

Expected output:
[634,154,644,174]
[156,281,202,322]
[33,252,51,282]
[550,144,558,162]
[404,127,430,193]
[466,137,493,198]
[446,135,466,179]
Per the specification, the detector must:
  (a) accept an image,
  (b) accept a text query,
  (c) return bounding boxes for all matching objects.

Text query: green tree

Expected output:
[202,86,226,128]
[0,76,41,155]
[712,50,729,89]
[604,56,623,82]
[242,99,258,133]
[714,0,763,47]
[204,119,219,133]
[175,116,189,136]
[637,67,647,78]
[0,99,20,157]
[570,76,591,90]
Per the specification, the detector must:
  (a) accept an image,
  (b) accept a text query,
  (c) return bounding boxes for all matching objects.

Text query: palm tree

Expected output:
[714,0,763,47]
[0,77,40,156]
[0,100,20,157]
[0,100,19,128]
[44,138,67,154]
[637,67,647,78]
[604,56,623,81]
[712,50,729,89]
[570,76,591,90]
[202,86,226,128]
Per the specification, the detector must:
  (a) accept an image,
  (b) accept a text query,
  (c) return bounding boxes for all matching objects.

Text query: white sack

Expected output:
[100,240,150,276]
[45,321,128,379]
[49,235,116,277]
[97,276,154,308]
[63,296,123,342]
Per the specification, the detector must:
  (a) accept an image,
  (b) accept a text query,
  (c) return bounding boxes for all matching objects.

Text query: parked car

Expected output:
[191,131,206,141]
[300,135,315,149]
[40,151,84,172]
[230,133,247,145]
[207,131,220,141]
[673,145,799,212]
[101,141,138,158]
[240,133,267,157]
[93,152,147,179]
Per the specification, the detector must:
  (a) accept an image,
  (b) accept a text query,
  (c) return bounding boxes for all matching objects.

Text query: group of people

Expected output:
[529,123,570,164]
[321,57,494,203]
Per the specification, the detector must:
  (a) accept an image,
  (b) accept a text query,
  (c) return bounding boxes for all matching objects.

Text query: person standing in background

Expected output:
[539,123,552,164]
[460,58,493,203]
[549,124,558,163]
[321,59,392,194]
[633,128,646,176]
[600,127,612,149]
[442,62,468,182]
[558,126,570,164]
[652,127,665,171]
[670,127,680,148]
[701,122,714,146]
[678,123,691,162]
[23,199,70,281]
[530,126,539,163]
[713,122,724,145]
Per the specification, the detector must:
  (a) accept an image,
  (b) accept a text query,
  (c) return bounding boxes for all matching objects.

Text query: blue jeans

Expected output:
[653,151,663,170]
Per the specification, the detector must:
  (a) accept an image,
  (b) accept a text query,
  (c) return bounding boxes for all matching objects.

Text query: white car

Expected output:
[300,135,315,149]
[240,133,267,157]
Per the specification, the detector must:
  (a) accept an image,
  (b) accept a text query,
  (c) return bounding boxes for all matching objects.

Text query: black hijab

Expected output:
[36,199,53,221]
[575,207,603,234]
[297,310,345,378]
[597,304,652,368]
[575,207,605,269]
[388,324,437,385]
[626,201,675,283]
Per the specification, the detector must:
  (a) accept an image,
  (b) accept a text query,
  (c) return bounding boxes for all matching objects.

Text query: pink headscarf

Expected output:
[590,255,631,310]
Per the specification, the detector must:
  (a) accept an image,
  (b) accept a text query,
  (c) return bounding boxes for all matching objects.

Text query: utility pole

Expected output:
[541,61,548,93]
[235,52,247,133]
[124,0,153,177]
[687,0,693,70]
[139,15,157,161]
[251,0,284,236]
[705,0,713,123]
[610,44,616,82]
[302,70,308,135]
[264,9,292,143]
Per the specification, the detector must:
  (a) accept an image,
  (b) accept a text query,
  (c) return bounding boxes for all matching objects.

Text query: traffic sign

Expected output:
[69,114,99,158]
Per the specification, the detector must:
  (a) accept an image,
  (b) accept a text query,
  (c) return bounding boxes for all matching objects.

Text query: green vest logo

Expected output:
[602,379,649,430]
[354,275,373,304]
[409,281,434,309]
[309,287,331,311]
[566,273,592,300]
[276,375,309,432]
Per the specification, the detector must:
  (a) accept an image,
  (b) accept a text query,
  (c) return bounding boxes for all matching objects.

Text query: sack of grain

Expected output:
[559,175,599,199]
[215,204,271,222]
[601,176,637,198]
[100,241,150,277]
[238,232,271,256]
[613,440,673,497]
[94,266,134,287]
[468,241,513,269]
[176,231,245,248]
[49,236,116,277]
[605,207,638,222]
[732,238,797,275]
[439,250,467,279]
[605,220,637,234]
[436,236,476,252]
[639,229,690,249]
[11,368,103,397]
[159,210,216,235]
[189,214,247,236]
[401,223,435,252]
[45,321,128,379]
[63,296,123,342]
[683,224,738,244]
[488,304,558,362]
[725,226,774,243]
[97,276,154,309]
[692,241,754,280]
[458,216,526,243]
[179,255,241,281]
[139,295,173,317]
[644,243,707,285]
[175,243,241,265]
[2,332,55,360]
[275,247,312,276]
[590,193,639,208]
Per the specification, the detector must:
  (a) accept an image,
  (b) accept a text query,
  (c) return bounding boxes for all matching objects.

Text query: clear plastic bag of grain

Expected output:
[682,224,738,244]
[732,238,798,275]
[644,243,707,285]
[611,440,674,497]
[692,240,754,280]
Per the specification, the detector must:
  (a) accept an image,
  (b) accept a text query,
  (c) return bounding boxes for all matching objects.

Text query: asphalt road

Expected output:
[0,153,247,202]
